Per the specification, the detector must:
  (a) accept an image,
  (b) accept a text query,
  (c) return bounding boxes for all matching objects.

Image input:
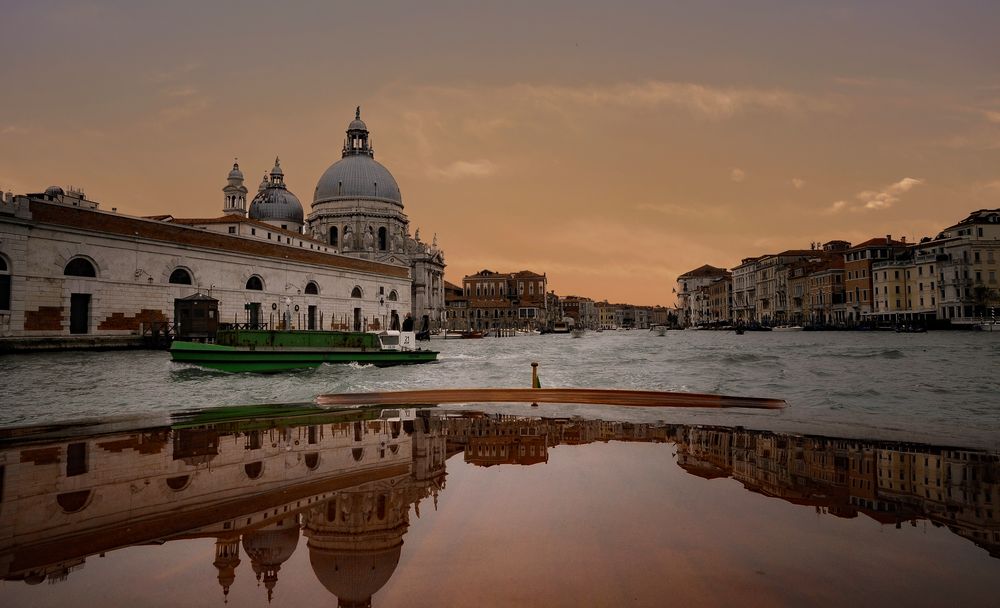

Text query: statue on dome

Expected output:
[342,227,353,251]
[364,227,375,251]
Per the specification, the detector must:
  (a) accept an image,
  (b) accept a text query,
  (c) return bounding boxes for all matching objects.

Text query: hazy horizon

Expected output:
[2,1,998,305]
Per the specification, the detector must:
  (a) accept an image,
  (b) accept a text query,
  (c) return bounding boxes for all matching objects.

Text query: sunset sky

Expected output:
[2,1,999,305]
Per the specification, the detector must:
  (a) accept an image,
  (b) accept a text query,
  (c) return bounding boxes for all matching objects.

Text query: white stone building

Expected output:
[0,108,449,344]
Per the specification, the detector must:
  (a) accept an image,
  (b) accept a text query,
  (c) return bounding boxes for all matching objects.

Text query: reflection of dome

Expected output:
[309,544,402,608]
[242,517,301,602]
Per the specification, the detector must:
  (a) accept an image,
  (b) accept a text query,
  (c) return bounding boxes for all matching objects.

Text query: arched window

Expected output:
[387,290,398,302]
[64,257,96,277]
[0,255,10,311]
[304,452,320,470]
[246,276,263,291]
[329,226,338,247]
[165,475,191,491]
[305,281,319,295]
[244,461,263,479]
[352,447,364,462]
[57,490,92,513]
[169,268,192,285]
[351,286,363,298]
[378,227,387,251]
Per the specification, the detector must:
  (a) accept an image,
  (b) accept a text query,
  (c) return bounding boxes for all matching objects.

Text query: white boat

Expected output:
[429,330,465,339]
[571,328,586,338]
[771,325,804,332]
[650,324,667,336]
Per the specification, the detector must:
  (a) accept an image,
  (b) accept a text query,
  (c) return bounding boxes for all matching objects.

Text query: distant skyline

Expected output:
[2,1,998,305]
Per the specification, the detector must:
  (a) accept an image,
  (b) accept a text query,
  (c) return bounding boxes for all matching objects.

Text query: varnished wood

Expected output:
[316,388,785,409]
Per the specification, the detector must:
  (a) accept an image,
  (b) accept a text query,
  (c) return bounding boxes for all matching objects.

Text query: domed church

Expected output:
[306,108,446,330]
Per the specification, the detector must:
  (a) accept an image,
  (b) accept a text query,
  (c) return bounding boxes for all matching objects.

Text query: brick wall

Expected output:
[24,306,63,331]
[98,309,167,331]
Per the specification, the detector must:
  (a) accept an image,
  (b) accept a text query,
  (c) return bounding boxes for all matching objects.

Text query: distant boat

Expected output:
[734,328,745,335]
[772,325,804,332]
[460,330,484,339]
[430,330,465,339]
[571,327,586,338]
[551,322,571,334]
[650,324,668,336]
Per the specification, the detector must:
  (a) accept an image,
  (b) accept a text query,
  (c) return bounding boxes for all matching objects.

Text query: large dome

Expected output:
[314,155,402,207]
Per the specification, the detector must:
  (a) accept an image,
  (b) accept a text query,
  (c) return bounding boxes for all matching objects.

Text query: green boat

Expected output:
[170,329,438,373]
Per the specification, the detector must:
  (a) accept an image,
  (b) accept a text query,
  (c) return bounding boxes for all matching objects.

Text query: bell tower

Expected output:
[222,159,248,217]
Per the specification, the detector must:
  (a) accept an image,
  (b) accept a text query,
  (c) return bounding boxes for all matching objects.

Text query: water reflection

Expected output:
[1,407,997,606]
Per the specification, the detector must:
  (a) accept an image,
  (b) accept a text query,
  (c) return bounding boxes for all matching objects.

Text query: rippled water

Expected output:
[2,330,999,447]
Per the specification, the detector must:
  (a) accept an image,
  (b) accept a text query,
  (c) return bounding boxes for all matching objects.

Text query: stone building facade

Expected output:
[0,108,448,342]
[454,269,549,331]
[0,190,411,341]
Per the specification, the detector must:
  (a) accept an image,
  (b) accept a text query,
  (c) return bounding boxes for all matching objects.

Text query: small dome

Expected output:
[313,155,402,206]
[250,186,304,224]
[228,162,244,180]
[348,106,368,132]
[45,186,64,196]
[270,157,284,178]
[242,520,301,566]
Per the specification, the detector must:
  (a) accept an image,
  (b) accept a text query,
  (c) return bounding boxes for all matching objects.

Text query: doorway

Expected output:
[353,307,362,331]
[70,293,90,334]
[307,305,317,330]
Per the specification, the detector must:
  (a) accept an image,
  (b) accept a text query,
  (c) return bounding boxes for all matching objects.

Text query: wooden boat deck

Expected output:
[315,388,785,409]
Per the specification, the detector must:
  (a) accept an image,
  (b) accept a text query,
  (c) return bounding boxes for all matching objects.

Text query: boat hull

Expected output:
[170,341,438,373]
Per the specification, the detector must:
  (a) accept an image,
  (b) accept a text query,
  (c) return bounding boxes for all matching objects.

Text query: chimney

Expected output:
[886,234,892,243]
[901,236,906,244]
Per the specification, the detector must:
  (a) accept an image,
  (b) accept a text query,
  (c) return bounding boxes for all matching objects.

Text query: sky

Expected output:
[1,0,999,305]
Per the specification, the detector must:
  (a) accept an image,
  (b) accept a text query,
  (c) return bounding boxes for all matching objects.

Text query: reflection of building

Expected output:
[2,411,998,607]
[0,410,446,605]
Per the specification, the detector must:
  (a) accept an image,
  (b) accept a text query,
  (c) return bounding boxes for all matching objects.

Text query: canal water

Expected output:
[2,330,999,448]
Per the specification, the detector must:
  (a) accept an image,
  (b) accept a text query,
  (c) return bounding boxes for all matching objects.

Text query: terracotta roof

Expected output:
[848,237,907,250]
[677,264,728,279]
[29,201,409,279]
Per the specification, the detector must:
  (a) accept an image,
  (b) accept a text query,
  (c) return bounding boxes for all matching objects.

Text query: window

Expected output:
[305,281,319,295]
[388,290,398,301]
[64,257,96,277]
[0,255,9,310]
[246,276,264,290]
[330,226,338,247]
[169,268,193,285]
[251,228,256,235]
[351,286,363,298]
[378,227,387,250]
[228,226,236,234]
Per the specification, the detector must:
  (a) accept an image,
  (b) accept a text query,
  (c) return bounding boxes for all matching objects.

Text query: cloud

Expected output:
[791,178,805,189]
[824,200,849,214]
[1,125,28,135]
[430,159,497,180]
[825,177,924,213]
[635,202,726,219]
[730,168,746,182]
[983,110,1000,124]
[858,177,923,210]
[405,79,831,123]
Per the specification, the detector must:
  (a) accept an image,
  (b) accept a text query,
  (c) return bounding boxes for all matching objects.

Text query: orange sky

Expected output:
[2,1,998,305]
